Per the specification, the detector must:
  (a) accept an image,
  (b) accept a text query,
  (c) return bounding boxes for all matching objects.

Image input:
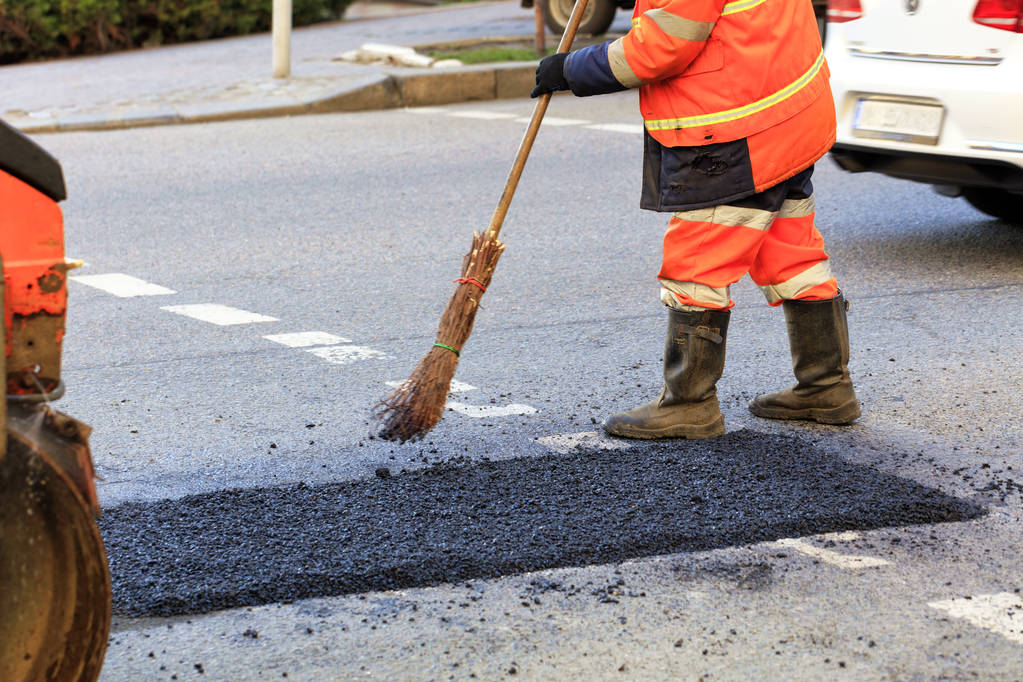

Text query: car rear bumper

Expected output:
[830,143,1023,192]
[826,26,1023,190]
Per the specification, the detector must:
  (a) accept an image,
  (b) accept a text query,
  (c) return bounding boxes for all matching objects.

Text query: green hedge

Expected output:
[0,0,352,64]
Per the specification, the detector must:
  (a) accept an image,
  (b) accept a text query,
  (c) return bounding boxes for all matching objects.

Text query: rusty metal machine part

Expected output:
[0,408,111,682]
[1,119,111,681]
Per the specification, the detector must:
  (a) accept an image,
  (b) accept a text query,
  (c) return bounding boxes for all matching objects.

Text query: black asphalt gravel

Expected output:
[99,429,984,617]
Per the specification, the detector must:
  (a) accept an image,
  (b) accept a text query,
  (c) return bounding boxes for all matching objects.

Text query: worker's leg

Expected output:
[603,185,791,440]
[747,172,860,424]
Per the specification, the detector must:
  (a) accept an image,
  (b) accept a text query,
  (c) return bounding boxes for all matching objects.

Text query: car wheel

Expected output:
[962,188,1023,225]
[541,0,617,36]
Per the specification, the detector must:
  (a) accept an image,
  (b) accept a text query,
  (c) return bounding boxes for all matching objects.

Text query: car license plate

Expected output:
[852,99,944,145]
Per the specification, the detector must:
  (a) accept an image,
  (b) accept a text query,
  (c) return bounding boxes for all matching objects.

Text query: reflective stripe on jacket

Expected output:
[563,0,836,207]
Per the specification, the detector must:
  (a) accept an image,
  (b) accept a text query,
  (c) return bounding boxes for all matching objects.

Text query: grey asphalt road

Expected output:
[35,92,1023,680]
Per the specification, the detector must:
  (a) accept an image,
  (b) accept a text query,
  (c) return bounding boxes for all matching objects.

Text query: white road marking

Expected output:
[514,116,590,127]
[70,273,176,297]
[264,331,352,348]
[774,538,891,569]
[585,123,645,135]
[539,431,630,454]
[448,111,517,120]
[306,345,388,365]
[445,401,538,418]
[929,593,1023,644]
[386,379,477,393]
[161,304,278,326]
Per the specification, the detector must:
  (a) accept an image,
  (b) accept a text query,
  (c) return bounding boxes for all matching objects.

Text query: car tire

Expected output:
[541,0,617,36]
[962,188,1023,225]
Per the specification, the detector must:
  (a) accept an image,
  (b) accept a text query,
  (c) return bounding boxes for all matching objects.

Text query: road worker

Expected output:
[532,0,860,439]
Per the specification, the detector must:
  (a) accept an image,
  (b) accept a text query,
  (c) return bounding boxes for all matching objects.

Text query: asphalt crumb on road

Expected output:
[99,429,985,617]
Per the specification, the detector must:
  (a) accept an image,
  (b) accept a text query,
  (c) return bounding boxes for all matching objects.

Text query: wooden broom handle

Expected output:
[484,0,591,240]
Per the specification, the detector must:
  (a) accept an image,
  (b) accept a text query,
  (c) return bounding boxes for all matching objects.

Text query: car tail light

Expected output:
[828,0,863,23]
[973,0,1023,32]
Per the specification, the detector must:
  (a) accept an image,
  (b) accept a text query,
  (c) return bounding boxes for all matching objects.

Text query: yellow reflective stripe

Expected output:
[643,9,715,41]
[608,38,644,88]
[721,0,769,15]
[632,17,641,27]
[645,49,825,131]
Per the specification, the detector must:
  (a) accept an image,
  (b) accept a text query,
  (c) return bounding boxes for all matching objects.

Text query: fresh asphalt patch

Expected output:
[99,429,984,617]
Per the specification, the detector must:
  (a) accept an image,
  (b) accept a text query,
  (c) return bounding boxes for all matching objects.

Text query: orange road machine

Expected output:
[0,120,111,681]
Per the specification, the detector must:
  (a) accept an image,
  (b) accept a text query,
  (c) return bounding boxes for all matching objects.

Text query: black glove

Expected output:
[530,52,570,98]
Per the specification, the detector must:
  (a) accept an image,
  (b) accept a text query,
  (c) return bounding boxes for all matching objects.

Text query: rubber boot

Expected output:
[749,293,861,424]
[602,307,729,440]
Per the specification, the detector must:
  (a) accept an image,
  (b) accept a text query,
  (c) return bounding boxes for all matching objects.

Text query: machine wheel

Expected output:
[0,435,111,682]
[541,0,617,35]
[962,188,1023,225]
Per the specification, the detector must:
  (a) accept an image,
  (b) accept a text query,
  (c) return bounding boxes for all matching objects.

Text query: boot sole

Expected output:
[748,399,861,425]
[602,414,725,440]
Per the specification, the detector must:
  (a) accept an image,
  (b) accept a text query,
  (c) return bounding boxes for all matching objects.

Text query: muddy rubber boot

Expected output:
[602,307,729,440]
[749,293,861,424]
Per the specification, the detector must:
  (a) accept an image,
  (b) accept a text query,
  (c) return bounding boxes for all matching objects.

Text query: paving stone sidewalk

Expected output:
[1,0,607,134]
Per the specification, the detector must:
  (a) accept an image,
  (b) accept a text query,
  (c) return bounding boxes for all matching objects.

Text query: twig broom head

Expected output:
[374,230,504,442]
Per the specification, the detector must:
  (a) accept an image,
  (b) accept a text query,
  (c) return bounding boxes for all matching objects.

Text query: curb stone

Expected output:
[9,62,538,134]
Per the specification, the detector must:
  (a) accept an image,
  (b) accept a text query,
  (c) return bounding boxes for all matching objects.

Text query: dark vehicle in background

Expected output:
[523,0,828,41]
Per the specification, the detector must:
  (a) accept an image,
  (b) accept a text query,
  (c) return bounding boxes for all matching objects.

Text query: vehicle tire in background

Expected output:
[541,0,617,35]
[962,188,1023,225]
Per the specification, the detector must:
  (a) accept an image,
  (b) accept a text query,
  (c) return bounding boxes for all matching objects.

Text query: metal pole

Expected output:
[272,0,292,79]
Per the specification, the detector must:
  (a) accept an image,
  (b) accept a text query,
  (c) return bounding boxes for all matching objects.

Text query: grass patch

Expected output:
[427,45,553,64]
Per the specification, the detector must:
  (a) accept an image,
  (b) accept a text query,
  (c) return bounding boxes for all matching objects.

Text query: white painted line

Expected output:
[446,400,538,418]
[449,111,517,120]
[820,530,862,543]
[70,273,176,297]
[406,106,449,114]
[386,379,476,393]
[929,593,1023,644]
[264,331,352,348]
[306,345,388,365]
[539,431,630,454]
[585,123,645,135]
[774,538,891,569]
[514,116,590,127]
[160,304,278,326]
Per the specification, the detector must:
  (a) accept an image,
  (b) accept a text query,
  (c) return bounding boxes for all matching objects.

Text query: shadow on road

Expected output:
[100,428,983,617]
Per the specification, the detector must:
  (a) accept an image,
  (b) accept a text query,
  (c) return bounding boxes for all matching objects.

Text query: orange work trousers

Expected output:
[658,166,838,310]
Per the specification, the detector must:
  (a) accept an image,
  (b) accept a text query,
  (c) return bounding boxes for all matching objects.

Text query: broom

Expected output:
[373,0,591,442]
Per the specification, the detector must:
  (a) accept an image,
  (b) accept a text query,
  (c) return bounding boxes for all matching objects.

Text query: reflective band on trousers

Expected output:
[643,9,715,42]
[645,49,825,131]
[778,196,815,219]
[660,280,731,309]
[759,260,834,303]
[673,204,776,232]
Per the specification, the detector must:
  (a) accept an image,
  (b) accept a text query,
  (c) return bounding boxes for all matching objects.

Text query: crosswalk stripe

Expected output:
[264,331,352,347]
[305,345,388,365]
[445,401,537,418]
[161,304,278,326]
[71,273,176,297]
[774,538,891,569]
[929,593,1023,644]
[538,431,630,454]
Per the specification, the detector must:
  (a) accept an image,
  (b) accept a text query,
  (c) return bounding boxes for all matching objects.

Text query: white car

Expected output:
[825,0,1023,223]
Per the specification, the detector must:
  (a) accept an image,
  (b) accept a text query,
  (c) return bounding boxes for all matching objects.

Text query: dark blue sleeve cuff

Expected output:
[564,41,629,97]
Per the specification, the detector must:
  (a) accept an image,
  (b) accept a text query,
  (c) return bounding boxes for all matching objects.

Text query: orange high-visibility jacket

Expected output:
[563,0,836,211]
